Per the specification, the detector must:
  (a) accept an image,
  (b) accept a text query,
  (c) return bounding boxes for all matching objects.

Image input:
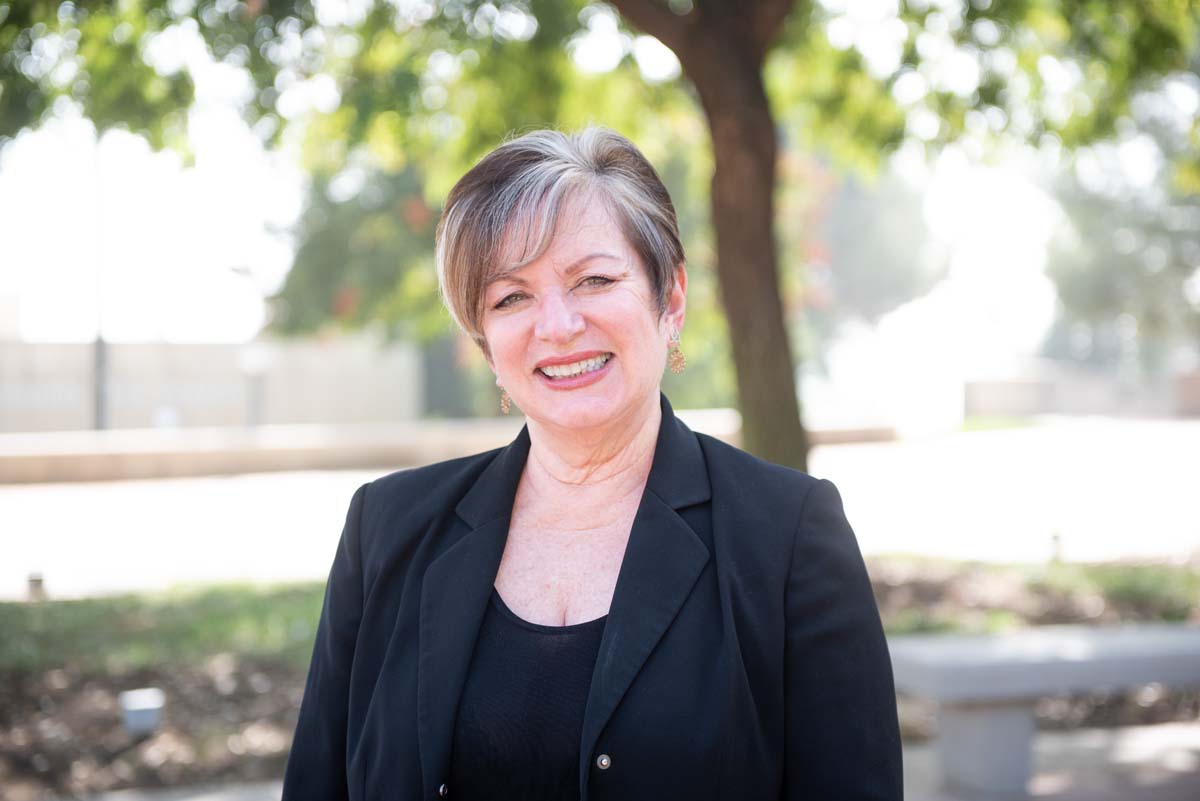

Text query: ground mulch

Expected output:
[0,656,298,801]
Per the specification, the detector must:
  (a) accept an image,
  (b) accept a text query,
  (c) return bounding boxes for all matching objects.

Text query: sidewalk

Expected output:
[6,416,1199,600]
[52,722,1200,801]
[50,784,281,801]
[905,721,1200,800]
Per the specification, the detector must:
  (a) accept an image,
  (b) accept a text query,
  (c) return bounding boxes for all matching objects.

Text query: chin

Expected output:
[532,392,626,431]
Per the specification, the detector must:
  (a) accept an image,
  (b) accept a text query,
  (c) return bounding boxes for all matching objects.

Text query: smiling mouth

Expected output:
[537,353,612,379]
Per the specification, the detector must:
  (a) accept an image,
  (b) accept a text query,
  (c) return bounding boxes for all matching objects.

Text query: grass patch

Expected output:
[870,554,1198,629]
[1,559,1194,676]
[959,415,1039,432]
[1026,562,1200,622]
[0,582,325,674]
[882,607,1025,636]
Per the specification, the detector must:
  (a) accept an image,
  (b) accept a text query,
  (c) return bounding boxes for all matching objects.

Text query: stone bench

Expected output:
[888,623,1200,798]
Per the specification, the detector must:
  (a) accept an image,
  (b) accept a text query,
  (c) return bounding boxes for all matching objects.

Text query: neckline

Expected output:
[490,588,608,634]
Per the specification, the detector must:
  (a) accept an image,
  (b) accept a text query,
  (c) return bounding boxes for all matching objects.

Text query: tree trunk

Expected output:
[606,0,809,470]
[685,44,810,471]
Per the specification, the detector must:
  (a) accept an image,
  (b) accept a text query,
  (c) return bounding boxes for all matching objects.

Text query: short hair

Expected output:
[435,126,685,349]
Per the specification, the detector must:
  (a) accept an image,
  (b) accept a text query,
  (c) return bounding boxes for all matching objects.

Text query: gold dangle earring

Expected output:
[499,386,512,415]
[667,330,686,374]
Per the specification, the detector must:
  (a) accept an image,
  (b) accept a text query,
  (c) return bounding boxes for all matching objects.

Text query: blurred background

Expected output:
[1,1,1198,799]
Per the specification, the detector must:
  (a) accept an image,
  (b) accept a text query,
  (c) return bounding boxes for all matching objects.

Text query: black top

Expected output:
[447,589,608,800]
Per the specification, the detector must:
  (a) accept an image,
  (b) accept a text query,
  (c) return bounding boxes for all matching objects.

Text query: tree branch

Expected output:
[608,0,697,55]
[753,0,798,57]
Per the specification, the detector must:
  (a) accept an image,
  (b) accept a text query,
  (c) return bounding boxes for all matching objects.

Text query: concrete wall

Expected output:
[0,336,421,432]
[965,360,1185,418]
[1176,370,1200,416]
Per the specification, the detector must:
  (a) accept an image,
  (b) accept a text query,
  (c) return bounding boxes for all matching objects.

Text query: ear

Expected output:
[664,263,688,335]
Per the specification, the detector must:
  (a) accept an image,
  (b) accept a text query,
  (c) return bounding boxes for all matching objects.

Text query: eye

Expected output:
[580,275,614,288]
[493,292,527,310]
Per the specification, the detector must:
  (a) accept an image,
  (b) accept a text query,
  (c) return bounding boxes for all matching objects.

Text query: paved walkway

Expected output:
[906,722,1200,800]
[54,784,282,801]
[3,415,1198,599]
[51,722,1200,801]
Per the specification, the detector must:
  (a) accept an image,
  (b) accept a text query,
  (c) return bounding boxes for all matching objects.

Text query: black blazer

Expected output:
[282,394,902,801]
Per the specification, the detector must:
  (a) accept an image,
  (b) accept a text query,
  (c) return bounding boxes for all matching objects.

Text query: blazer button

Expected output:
[438,783,448,797]
[595,753,612,770]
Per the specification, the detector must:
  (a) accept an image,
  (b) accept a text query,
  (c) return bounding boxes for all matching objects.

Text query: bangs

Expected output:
[484,183,605,289]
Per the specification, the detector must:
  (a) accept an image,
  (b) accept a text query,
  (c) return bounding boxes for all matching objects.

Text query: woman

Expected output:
[282,127,902,801]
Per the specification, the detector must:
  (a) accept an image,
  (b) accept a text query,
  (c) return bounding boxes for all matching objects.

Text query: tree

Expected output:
[4,1,1198,469]
[1044,80,1200,374]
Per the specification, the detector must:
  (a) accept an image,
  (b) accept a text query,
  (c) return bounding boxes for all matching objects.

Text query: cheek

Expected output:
[614,300,665,340]
[482,319,529,372]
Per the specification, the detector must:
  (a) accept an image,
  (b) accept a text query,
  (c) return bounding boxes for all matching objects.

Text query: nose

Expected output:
[533,290,585,343]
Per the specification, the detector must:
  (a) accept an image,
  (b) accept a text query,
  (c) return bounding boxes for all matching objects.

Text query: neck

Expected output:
[523,393,662,498]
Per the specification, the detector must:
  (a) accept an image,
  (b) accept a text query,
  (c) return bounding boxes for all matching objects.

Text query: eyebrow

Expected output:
[487,252,622,288]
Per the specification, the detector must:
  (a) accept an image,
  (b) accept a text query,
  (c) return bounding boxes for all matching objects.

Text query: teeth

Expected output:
[539,354,611,379]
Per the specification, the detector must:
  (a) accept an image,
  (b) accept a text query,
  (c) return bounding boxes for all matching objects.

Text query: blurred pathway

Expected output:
[814,415,1200,565]
[1,469,375,599]
[3,416,1198,600]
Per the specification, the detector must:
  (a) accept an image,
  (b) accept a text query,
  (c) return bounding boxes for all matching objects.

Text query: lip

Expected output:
[533,350,612,370]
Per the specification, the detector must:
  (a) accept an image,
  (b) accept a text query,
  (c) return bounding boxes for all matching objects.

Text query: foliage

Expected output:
[0,1,193,151]
[3,0,1199,428]
[4,2,1198,159]
[272,166,446,340]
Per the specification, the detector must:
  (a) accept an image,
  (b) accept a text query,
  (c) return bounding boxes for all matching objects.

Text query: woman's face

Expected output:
[480,196,686,434]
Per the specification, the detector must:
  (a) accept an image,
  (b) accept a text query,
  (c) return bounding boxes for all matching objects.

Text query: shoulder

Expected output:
[694,437,865,582]
[692,433,858,606]
[348,446,505,557]
[366,446,502,506]
[358,446,501,522]
[693,430,824,514]
[692,430,862,572]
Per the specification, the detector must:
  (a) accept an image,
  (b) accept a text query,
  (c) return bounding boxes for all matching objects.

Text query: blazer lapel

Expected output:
[416,425,529,800]
[577,394,712,795]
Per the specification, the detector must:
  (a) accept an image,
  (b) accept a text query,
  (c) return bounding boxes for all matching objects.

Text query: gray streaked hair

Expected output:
[435,126,685,350]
